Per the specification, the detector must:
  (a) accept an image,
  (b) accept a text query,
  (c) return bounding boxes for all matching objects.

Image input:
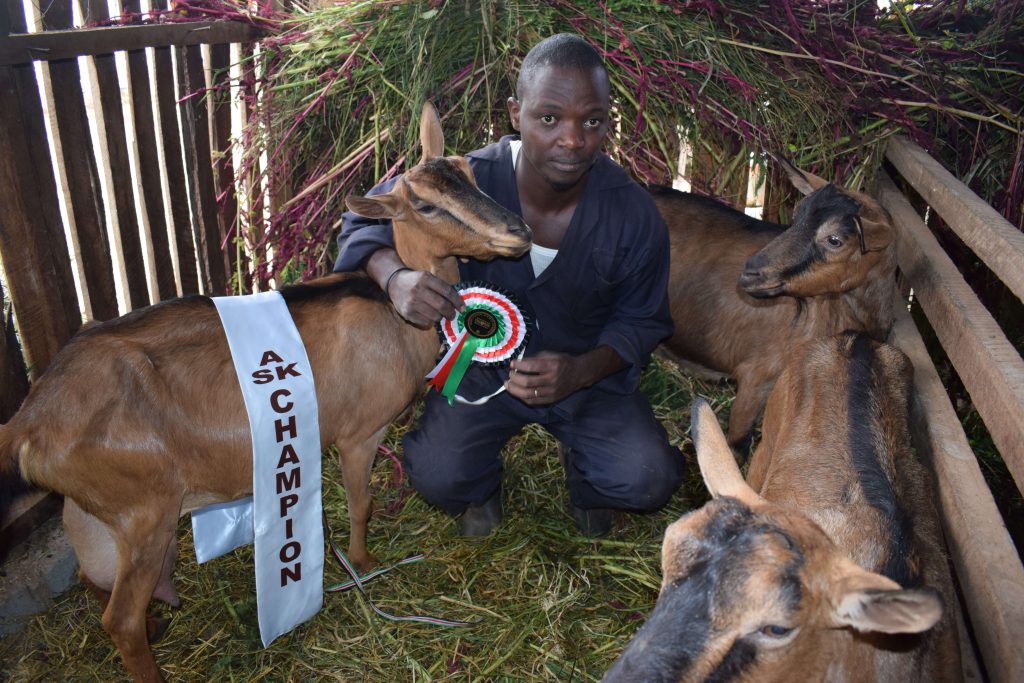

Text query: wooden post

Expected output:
[176,44,229,295]
[0,0,81,374]
[84,0,149,311]
[122,0,177,302]
[210,42,243,290]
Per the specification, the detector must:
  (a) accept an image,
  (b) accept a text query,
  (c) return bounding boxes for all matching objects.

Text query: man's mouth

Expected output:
[550,158,585,173]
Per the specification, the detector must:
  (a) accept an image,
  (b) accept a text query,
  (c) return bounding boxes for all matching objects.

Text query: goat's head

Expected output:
[739,159,895,299]
[345,102,531,274]
[602,399,942,683]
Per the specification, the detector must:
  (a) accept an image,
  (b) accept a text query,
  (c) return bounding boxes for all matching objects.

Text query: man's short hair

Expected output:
[516,33,607,99]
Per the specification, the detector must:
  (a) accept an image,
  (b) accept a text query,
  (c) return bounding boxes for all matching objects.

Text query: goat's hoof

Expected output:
[349,553,379,574]
[146,615,172,644]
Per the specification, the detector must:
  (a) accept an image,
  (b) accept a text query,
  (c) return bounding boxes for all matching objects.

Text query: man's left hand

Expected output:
[505,346,628,406]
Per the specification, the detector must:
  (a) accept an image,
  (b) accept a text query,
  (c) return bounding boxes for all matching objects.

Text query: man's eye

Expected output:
[541,114,555,124]
[585,118,603,128]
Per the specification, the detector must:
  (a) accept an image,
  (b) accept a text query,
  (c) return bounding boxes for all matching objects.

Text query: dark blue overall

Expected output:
[334,136,684,515]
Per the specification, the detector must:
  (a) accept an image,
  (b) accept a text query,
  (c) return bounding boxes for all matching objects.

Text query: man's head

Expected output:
[508,34,611,192]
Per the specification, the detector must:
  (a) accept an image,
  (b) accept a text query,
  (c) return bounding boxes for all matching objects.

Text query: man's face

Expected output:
[507,65,611,192]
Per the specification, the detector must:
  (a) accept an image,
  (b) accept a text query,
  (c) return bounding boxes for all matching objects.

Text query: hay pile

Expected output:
[0,358,724,681]
[178,0,1024,287]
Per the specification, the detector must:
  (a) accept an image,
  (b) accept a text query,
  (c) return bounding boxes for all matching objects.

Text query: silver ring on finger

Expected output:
[534,388,538,398]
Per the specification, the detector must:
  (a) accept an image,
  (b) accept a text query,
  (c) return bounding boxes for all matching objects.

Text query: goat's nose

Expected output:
[512,222,533,240]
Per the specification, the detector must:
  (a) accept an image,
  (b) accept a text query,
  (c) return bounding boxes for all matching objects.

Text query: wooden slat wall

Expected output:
[42,0,119,323]
[891,301,1024,683]
[87,0,151,311]
[877,169,1024,495]
[0,2,257,552]
[876,138,1024,682]
[123,0,176,301]
[0,0,81,375]
[887,135,1024,305]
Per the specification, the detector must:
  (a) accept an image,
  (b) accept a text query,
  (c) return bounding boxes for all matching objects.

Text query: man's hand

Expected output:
[367,248,463,327]
[505,347,626,405]
[388,269,464,327]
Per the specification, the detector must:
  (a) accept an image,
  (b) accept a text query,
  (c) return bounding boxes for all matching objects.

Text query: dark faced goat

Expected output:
[605,336,959,682]
[652,163,897,453]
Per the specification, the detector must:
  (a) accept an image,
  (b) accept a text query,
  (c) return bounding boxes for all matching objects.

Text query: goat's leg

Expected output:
[65,498,180,606]
[338,428,387,572]
[65,498,178,644]
[100,503,180,683]
[726,373,774,459]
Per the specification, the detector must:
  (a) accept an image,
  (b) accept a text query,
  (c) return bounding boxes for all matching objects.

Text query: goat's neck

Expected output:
[839,251,897,340]
[393,223,461,285]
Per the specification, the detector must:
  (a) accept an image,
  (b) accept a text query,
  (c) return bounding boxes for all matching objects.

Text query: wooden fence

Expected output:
[0,3,260,555]
[0,7,1022,681]
[879,135,1024,683]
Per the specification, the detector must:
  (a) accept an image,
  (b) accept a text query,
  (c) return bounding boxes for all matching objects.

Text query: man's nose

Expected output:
[559,124,585,149]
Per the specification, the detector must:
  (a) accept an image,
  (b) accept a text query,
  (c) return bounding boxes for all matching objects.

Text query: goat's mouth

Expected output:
[488,238,532,257]
[739,272,787,298]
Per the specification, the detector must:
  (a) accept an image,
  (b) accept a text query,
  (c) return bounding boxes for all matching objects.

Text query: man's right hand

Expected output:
[367,249,464,328]
[387,268,464,327]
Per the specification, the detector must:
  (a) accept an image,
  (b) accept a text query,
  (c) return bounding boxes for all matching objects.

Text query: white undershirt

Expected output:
[510,139,560,277]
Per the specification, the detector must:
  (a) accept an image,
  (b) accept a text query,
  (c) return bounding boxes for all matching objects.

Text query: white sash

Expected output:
[194,290,324,647]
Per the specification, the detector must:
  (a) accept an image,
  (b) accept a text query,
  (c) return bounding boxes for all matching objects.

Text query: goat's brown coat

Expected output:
[604,337,960,682]
[0,102,530,682]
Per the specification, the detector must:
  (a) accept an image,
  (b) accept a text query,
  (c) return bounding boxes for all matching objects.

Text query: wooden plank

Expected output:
[210,41,243,286]
[0,283,29,422]
[153,41,198,295]
[886,135,1024,305]
[178,43,228,294]
[0,21,264,66]
[41,0,119,323]
[890,301,1024,683]
[0,491,63,564]
[85,0,149,311]
[0,18,82,375]
[877,170,1024,495]
[122,0,176,301]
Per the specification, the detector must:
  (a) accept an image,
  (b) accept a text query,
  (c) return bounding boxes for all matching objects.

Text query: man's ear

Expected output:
[507,96,522,132]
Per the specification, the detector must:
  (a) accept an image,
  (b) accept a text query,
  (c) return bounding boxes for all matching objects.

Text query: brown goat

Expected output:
[653,163,897,453]
[604,336,960,682]
[0,102,531,682]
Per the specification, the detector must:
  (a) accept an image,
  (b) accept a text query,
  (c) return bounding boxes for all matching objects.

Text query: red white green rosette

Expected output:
[427,282,531,405]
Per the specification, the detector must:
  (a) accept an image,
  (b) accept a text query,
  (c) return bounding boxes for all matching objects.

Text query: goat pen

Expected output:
[1,2,1022,681]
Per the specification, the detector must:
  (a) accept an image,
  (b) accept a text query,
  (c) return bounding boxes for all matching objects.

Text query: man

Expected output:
[334,34,684,537]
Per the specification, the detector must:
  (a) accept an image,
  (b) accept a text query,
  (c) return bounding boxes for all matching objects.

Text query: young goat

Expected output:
[604,336,960,683]
[0,102,531,682]
[652,163,897,453]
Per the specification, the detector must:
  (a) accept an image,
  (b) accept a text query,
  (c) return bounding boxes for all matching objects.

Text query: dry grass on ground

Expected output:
[0,358,732,682]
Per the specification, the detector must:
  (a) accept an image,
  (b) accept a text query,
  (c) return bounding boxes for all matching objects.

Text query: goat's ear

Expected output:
[856,200,895,251]
[690,398,763,506]
[419,100,445,161]
[345,192,402,219]
[775,156,829,196]
[828,558,943,634]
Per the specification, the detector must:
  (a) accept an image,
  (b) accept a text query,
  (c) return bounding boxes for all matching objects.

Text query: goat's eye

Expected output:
[826,234,843,247]
[760,624,794,638]
[416,204,436,214]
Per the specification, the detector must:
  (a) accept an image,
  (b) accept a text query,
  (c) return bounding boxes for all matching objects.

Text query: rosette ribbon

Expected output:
[426,283,530,405]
